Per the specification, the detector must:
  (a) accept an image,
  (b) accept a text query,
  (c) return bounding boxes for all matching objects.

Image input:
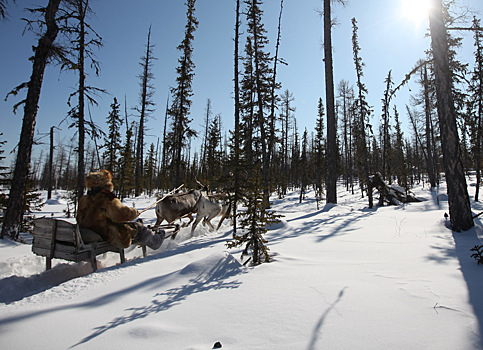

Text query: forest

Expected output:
[0,0,482,259]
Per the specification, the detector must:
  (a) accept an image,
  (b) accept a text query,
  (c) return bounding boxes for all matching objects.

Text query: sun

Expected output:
[400,0,432,27]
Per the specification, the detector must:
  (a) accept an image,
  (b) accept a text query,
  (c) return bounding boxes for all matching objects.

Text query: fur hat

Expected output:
[85,169,114,192]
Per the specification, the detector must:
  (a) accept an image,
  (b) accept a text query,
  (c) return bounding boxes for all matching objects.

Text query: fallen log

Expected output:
[369,172,421,205]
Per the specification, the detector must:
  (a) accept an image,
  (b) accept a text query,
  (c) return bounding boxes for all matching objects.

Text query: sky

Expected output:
[0,0,482,168]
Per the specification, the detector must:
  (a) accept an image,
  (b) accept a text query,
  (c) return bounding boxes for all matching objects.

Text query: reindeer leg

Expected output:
[187,213,194,226]
[191,214,202,234]
[154,217,164,227]
[205,212,218,232]
[216,203,231,231]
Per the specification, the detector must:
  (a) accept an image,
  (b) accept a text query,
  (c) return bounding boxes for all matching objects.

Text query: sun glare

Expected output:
[400,0,432,27]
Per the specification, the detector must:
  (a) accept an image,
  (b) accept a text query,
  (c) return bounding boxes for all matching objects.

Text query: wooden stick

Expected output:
[137,184,184,216]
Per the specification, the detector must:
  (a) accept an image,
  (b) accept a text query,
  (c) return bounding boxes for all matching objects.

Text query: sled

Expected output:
[32,218,126,272]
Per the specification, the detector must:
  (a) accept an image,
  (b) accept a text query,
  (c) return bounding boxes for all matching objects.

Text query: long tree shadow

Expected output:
[451,224,483,349]
[71,253,244,347]
[0,230,235,328]
[0,261,94,304]
[269,205,377,245]
[0,228,233,305]
[307,287,347,350]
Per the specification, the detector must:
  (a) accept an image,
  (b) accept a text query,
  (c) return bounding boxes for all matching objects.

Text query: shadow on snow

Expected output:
[70,251,244,348]
[307,287,347,350]
[452,222,483,349]
[269,203,377,245]
[0,230,238,324]
[427,215,483,349]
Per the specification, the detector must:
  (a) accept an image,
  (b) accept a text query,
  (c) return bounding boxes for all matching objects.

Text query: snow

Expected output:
[1,181,483,349]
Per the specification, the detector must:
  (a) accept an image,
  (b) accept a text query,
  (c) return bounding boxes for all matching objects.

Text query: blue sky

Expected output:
[0,0,482,167]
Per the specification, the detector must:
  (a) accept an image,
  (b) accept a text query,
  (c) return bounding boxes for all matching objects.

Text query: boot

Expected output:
[139,226,165,250]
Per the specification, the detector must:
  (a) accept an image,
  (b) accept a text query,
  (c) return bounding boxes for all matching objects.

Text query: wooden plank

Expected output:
[33,219,55,239]
[51,242,78,255]
[33,218,76,243]
[54,226,76,242]
[32,231,54,240]
[49,219,57,259]
[32,246,50,257]
[32,237,55,250]
[32,246,75,261]
[53,251,81,262]
[52,220,76,243]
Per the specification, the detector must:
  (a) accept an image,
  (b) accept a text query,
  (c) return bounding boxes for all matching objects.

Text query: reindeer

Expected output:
[191,181,231,234]
[154,188,205,228]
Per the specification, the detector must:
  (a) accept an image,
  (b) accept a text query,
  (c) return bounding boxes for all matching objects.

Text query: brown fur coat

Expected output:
[76,170,139,248]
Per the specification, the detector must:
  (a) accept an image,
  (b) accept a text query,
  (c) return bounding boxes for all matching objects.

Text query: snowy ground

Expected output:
[0,180,482,349]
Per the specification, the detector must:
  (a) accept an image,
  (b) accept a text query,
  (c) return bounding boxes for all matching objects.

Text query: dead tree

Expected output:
[1,0,62,240]
[370,172,421,205]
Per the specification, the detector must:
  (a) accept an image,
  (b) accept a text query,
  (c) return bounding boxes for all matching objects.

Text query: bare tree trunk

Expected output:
[423,66,437,188]
[233,0,241,235]
[474,24,483,201]
[76,0,89,204]
[136,27,154,195]
[324,0,337,204]
[381,71,392,183]
[162,95,169,172]
[47,126,54,200]
[1,0,61,239]
[268,0,284,166]
[429,0,473,231]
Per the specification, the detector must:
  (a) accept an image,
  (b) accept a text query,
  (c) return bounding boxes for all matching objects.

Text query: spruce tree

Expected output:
[245,0,274,206]
[200,98,213,179]
[468,17,483,201]
[278,89,295,197]
[226,162,280,265]
[0,134,8,229]
[103,97,123,178]
[134,26,156,195]
[314,98,326,208]
[119,121,136,199]
[351,17,373,208]
[240,36,256,165]
[232,0,242,234]
[0,133,8,186]
[167,0,198,187]
[144,143,157,197]
[299,128,308,203]
[337,80,355,193]
[291,121,300,190]
[267,0,284,166]
[206,114,223,190]
[392,107,407,190]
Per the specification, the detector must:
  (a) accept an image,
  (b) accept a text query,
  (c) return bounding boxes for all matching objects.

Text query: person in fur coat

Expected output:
[76,169,164,249]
